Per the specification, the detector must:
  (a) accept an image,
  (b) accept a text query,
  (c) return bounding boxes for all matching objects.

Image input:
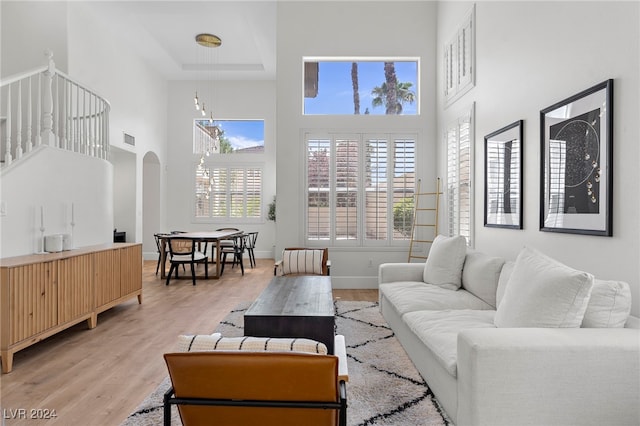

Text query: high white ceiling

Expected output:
[87,1,277,81]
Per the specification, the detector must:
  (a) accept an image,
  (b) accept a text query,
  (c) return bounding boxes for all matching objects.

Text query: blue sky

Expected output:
[304,61,418,115]
[214,119,264,150]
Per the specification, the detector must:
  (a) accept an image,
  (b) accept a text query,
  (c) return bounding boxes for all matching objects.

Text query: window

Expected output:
[303,58,419,115]
[193,119,264,154]
[446,106,474,245]
[305,132,416,246]
[195,164,262,221]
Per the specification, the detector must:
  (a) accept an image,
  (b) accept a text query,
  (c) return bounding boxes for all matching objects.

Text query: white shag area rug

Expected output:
[121,300,450,426]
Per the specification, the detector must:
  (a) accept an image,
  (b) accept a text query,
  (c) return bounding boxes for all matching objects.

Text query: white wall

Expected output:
[67,2,169,253]
[164,79,277,260]
[437,1,640,315]
[0,147,113,258]
[276,1,438,288]
[0,1,68,77]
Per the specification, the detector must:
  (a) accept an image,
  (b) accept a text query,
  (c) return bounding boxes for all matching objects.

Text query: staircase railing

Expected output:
[1,50,110,167]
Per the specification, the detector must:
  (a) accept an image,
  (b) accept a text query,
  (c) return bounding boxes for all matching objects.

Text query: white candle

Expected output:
[71,202,75,223]
[40,206,44,228]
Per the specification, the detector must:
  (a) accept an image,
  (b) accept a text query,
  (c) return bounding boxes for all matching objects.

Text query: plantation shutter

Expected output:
[335,137,359,241]
[446,110,473,245]
[392,137,416,240]
[365,138,388,240]
[307,138,331,241]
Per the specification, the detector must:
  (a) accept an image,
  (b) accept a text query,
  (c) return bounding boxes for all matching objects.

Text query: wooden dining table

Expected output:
[158,230,242,279]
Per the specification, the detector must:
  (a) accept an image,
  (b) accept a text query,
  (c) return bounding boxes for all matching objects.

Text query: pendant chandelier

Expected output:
[193,33,222,120]
[193,33,222,200]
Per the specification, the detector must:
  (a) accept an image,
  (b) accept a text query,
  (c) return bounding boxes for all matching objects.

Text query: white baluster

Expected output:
[89,93,94,157]
[60,77,67,150]
[36,72,42,147]
[41,50,55,146]
[15,81,23,159]
[26,76,33,153]
[4,86,12,165]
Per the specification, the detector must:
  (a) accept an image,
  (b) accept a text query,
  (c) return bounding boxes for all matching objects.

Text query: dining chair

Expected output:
[166,237,209,285]
[219,234,246,276]
[244,231,259,268]
[212,228,240,263]
[154,233,170,275]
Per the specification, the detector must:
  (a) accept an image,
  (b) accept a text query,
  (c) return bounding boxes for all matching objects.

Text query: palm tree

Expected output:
[383,62,398,114]
[371,61,416,114]
[351,62,360,115]
[371,81,416,114]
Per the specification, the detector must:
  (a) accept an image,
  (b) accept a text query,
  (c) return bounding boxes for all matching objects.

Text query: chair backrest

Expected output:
[245,231,258,249]
[167,237,196,258]
[154,233,169,253]
[280,247,329,276]
[164,351,341,426]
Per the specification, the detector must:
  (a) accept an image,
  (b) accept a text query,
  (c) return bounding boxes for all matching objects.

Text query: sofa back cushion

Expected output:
[423,234,467,290]
[461,250,505,308]
[494,247,594,328]
[581,279,632,328]
[496,261,515,308]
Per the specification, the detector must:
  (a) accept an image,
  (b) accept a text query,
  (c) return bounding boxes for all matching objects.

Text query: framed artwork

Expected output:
[540,79,613,236]
[484,120,523,229]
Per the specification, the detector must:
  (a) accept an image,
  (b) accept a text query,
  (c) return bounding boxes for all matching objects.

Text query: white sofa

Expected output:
[379,236,640,426]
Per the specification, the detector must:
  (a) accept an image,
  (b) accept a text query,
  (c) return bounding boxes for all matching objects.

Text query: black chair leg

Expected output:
[166,264,176,285]
[190,263,196,285]
[237,252,245,275]
[220,252,228,275]
[156,256,161,275]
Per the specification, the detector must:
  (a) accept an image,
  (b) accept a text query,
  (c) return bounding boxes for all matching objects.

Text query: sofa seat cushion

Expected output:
[380,281,494,316]
[404,310,496,378]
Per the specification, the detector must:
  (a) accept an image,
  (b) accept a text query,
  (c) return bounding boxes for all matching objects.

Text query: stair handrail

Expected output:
[1,50,111,168]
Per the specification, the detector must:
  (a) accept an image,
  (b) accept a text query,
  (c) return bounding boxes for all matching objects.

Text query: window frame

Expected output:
[304,131,417,247]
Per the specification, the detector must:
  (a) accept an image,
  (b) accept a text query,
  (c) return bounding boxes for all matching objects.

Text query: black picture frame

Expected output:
[484,120,523,229]
[540,79,613,236]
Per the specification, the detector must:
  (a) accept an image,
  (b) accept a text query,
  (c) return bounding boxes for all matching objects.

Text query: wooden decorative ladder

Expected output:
[407,178,442,262]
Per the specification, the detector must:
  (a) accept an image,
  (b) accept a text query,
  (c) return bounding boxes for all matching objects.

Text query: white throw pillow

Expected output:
[494,247,594,328]
[423,234,467,290]
[176,334,328,355]
[581,279,632,328]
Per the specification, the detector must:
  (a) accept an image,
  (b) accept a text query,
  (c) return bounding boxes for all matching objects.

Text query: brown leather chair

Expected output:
[274,247,331,276]
[163,351,347,426]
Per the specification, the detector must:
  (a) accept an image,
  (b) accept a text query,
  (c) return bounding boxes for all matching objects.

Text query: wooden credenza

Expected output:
[0,243,142,373]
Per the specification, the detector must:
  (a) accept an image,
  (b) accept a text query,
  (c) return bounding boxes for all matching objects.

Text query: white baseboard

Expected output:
[331,275,378,289]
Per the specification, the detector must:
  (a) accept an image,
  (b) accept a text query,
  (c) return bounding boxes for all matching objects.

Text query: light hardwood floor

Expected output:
[0,258,377,425]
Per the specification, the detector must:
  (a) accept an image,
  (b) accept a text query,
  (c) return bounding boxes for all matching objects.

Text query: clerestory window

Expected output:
[303,58,419,115]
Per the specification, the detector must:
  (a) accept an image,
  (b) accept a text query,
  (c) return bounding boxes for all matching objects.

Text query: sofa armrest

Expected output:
[456,328,640,426]
[378,263,424,285]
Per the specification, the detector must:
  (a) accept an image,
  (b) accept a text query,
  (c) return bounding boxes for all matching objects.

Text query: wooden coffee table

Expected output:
[244,275,335,354]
